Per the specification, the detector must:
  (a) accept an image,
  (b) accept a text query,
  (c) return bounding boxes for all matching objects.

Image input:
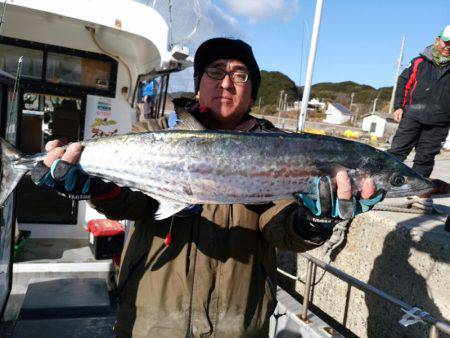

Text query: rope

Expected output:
[278,220,350,286]
[372,204,433,214]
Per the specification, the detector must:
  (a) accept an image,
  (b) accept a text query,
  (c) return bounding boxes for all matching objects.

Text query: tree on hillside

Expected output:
[256,70,298,106]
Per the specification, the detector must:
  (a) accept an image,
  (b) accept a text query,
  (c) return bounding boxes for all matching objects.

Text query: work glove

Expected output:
[297,176,385,224]
[30,159,118,200]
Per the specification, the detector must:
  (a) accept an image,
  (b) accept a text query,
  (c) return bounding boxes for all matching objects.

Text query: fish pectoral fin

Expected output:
[151,195,189,220]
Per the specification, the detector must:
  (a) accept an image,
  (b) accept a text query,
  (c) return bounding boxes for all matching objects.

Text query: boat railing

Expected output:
[277,253,450,338]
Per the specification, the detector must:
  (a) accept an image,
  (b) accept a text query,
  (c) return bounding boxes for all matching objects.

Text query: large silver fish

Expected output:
[0,115,432,219]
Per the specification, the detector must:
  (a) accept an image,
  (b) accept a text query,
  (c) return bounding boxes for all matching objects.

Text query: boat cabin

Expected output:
[0,0,192,335]
[0,0,191,232]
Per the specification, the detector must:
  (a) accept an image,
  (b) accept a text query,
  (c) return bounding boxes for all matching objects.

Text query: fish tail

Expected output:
[0,138,28,206]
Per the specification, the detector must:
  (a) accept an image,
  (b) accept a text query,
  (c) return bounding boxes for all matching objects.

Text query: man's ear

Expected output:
[196,92,200,100]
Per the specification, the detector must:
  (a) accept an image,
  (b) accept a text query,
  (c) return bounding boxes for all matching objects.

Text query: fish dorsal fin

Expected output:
[168,111,206,131]
[147,193,190,220]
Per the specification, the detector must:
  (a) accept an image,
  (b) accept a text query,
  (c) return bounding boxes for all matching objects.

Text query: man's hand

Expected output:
[31,139,118,200]
[336,171,375,200]
[393,108,403,123]
[43,139,83,167]
[298,170,385,221]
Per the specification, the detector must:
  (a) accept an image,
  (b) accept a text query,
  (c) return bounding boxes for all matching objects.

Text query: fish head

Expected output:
[357,148,433,198]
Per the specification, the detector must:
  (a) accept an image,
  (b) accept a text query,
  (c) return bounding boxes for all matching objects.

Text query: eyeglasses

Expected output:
[204,67,250,84]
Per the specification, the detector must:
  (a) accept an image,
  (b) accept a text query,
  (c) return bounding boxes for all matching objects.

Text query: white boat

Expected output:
[0,0,191,235]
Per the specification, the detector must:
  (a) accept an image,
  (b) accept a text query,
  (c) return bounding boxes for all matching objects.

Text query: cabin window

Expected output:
[46,53,113,89]
[0,44,43,79]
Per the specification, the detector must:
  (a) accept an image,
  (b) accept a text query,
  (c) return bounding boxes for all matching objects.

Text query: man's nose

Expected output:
[220,73,234,89]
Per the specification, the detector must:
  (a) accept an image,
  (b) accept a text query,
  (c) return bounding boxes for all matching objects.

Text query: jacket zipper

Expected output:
[185,213,200,338]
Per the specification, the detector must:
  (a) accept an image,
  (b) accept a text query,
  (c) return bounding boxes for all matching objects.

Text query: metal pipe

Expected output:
[437,322,450,335]
[429,325,439,338]
[161,73,170,117]
[297,0,324,132]
[301,260,313,321]
[301,253,450,333]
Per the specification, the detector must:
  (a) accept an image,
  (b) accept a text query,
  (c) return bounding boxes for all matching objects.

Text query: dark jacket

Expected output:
[394,45,450,126]
[89,106,330,338]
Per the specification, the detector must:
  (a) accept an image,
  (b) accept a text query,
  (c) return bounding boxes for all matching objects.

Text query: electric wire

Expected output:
[86,26,133,104]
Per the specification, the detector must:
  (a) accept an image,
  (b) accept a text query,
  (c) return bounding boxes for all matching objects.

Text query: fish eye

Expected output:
[390,174,406,187]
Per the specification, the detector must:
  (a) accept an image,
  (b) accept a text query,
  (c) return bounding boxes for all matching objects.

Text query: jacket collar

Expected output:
[187,103,257,132]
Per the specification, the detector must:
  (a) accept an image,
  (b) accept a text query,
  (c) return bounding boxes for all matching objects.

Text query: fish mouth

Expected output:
[385,186,434,198]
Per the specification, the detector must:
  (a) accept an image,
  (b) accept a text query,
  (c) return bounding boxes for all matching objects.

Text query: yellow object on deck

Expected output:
[305,129,327,135]
[343,130,360,139]
[371,135,378,141]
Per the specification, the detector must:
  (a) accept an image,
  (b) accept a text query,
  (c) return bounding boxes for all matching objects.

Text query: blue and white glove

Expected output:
[298,176,385,222]
[30,159,117,200]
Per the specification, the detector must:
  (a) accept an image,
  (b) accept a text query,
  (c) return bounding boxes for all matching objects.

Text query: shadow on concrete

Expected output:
[275,329,302,337]
[15,238,89,262]
[277,250,298,294]
[365,216,450,338]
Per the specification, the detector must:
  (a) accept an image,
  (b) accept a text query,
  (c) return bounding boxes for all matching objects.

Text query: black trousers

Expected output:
[388,116,449,177]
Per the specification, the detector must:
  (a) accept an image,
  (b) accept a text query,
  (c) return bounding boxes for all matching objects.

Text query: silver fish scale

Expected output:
[78,131,360,204]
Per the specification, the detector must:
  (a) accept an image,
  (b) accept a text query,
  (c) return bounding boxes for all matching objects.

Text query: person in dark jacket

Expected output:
[32,38,380,337]
[388,26,450,209]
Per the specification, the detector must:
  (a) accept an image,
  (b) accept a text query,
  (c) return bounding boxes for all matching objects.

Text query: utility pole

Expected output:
[297,0,324,132]
[278,90,284,125]
[349,92,355,123]
[258,97,262,110]
[349,92,354,111]
[278,90,284,111]
[283,93,288,111]
[372,97,378,113]
[388,34,406,115]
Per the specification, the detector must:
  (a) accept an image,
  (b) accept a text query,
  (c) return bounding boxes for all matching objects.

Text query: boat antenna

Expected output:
[388,34,406,115]
[0,0,7,35]
[168,0,173,49]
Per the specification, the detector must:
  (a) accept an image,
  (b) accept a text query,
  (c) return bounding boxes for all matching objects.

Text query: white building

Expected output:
[323,103,353,125]
[361,112,397,138]
[362,113,386,137]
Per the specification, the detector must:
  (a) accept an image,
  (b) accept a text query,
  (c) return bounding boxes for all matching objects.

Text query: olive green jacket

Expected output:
[90,112,326,338]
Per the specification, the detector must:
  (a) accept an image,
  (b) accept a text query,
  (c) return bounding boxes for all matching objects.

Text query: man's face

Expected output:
[197,59,254,129]
[435,37,450,57]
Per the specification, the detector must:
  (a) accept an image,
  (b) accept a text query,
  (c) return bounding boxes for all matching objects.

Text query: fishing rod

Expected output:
[9,56,23,125]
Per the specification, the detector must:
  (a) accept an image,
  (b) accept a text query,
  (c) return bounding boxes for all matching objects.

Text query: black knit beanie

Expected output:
[194,38,261,100]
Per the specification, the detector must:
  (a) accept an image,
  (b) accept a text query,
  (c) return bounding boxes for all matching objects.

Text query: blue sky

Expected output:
[144,0,449,91]
[214,0,450,89]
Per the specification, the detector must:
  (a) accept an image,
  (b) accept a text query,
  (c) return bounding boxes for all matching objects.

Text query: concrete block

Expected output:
[282,203,450,338]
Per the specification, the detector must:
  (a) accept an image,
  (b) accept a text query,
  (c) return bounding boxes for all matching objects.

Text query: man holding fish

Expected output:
[24,38,427,337]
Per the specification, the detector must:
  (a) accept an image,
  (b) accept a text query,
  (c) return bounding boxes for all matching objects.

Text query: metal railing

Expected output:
[277,253,450,338]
